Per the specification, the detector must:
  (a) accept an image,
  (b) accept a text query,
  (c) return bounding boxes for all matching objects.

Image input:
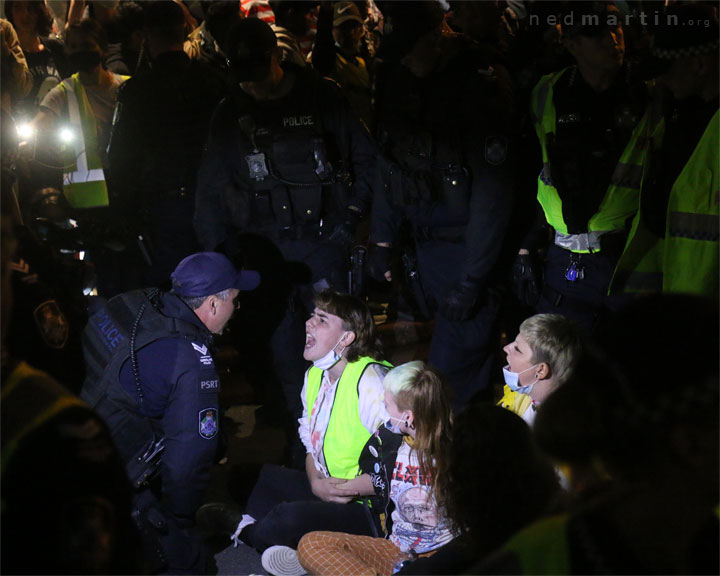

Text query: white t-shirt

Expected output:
[389,440,456,554]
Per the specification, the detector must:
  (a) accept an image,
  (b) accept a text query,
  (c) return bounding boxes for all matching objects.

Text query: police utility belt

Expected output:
[554,230,608,253]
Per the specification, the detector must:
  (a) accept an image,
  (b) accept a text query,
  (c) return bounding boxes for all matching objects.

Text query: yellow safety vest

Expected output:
[610,108,719,296]
[503,514,571,575]
[306,356,392,479]
[1,361,86,484]
[57,74,117,209]
[531,68,645,252]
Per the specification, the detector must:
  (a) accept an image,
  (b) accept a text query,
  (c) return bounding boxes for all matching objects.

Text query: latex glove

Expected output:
[367,244,392,282]
[511,252,541,307]
[441,278,482,321]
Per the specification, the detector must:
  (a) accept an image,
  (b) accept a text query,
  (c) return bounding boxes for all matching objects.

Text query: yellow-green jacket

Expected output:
[531,68,645,253]
[610,108,719,296]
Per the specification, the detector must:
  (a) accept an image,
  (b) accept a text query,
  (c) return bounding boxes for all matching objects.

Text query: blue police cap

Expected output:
[171,252,260,297]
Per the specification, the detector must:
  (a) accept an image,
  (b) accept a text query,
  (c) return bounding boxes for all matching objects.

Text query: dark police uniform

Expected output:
[195,63,377,441]
[81,289,220,574]
[108,51,226,288]
[371,35,515,409]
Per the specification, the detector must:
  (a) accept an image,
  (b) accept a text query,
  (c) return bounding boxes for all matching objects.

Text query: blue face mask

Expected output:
[312,333,348,371]
[384,417,405,435]
[502,364,538,395]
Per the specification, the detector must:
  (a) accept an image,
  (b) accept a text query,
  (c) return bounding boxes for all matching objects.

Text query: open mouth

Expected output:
[305,333,316,349]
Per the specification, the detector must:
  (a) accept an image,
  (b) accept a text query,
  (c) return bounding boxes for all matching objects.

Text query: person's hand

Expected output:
[440,278,482,321]
[310,476,358,504]
[328,208,361,249]
[367,244,392,282]
[511,250,541,307]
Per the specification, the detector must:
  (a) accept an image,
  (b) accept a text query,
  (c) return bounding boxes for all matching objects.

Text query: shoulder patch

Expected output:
[192,342,214,365]
[33,299,69,349]
[199,408,219,439]
[485,135,508,166]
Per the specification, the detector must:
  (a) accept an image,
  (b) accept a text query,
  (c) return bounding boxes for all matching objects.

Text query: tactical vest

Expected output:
[80,290,209,469]
[306,356,392,479]
[57,74,123,209]
[531,68,645,253]
[1,361,87,481]
[237,71,348,232]
[610,108,719,296]
[375,64,476,227]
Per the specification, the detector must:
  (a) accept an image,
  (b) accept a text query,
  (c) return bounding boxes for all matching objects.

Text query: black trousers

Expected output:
[242,464,380,552]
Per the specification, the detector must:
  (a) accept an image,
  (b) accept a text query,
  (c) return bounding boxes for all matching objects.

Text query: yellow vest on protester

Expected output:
[610,108,719,296]
[57,74,120,209]
[1,361,86,483]
[306,356,392,479]
[531,68,645,252]
[502,514,571,575]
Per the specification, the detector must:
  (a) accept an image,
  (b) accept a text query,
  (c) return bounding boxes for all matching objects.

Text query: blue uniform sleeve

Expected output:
[121,338,220,525]
[160,341,220,524]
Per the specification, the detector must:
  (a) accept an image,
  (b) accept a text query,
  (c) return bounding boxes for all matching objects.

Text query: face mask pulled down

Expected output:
[312,333,347,371]
[502,364,538,395]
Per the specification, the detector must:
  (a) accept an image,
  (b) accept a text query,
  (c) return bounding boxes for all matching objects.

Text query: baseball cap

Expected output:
[639,3,719,79]
[171,252,261,297]
[226,17,278,82]
[334,2,363,28]
[379,1,445,60]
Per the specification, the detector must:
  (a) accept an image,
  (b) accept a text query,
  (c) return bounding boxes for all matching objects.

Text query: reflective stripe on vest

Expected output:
[1,361,86,478]
[669,212,719,241]
[611,108,719,296]
[306,357,392,479]
[531,68,644,251]
[58,74,109,208]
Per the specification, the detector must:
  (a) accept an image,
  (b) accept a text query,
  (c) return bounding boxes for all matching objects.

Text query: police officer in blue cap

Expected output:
[80,252,260,574]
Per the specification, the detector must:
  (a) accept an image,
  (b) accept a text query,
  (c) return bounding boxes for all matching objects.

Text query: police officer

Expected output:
[368,1,516,410]
[610,3,718,298]
[194,17,377,458]
[108,1,226,288]
[521,1,647,331]
[80,252,260,574]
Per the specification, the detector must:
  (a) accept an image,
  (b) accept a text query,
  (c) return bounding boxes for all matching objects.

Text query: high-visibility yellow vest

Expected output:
[531,68,645,252]
[57,74,116,209]
[610,108,719,296]
[503,514,571,575]
[306,356,392,479]
[1,361,86,482]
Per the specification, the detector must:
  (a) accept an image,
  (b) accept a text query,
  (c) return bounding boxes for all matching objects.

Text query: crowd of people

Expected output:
[1,0,718,575]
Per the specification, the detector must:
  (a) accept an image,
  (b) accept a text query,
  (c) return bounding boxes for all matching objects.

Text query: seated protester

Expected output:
[396,405,562,575]
[477,294,719,575]
[498,313,584,426]
[197,291,392,552]
[294,361,456,576]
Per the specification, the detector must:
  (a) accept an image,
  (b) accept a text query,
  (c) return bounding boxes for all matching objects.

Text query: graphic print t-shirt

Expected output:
[389,440,455,554]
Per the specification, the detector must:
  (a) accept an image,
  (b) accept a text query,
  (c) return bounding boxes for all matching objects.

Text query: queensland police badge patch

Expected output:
[485,136,508,166]
[199,408,219,439]
[33,299,69,349]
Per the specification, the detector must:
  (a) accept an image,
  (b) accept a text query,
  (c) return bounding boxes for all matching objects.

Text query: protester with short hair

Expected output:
[498,313,584,426]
